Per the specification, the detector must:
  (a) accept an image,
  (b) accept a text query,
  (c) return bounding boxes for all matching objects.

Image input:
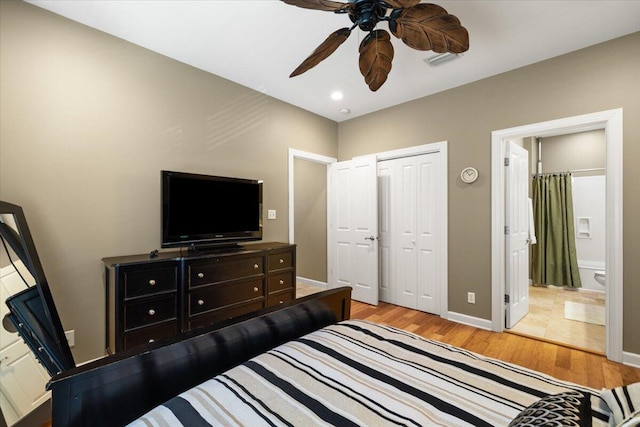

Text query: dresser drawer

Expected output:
[122,265,178,300]
[123,322,178,350]
[124,295,177,331]
[268,251,293,271]
[268,291,293,307]
[188,279,263,316]
[187,256,263,287]
[187,300,264,331]
[268,271,294,293]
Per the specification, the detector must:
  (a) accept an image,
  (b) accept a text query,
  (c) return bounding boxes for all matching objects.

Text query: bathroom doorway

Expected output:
[508,131,606,353]
[491,109,623,363]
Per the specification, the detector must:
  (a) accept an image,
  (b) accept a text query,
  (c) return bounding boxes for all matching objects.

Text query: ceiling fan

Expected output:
[281,0,469,91]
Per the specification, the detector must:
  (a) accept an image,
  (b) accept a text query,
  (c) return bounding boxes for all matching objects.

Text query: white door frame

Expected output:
[372,141,449,318]
[287,148,337,245]
[491,109,623,362]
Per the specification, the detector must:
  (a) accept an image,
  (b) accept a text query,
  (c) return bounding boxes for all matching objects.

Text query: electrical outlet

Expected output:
[267,209,276,220]
[467,292,476,304]
[65,330,75,347]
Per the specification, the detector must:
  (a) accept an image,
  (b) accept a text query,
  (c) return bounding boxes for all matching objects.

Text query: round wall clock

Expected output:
[461,167,478,183]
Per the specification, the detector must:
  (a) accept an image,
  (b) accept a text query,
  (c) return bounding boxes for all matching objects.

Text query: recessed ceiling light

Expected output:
[339,108,351,115]
[331,91,344,101]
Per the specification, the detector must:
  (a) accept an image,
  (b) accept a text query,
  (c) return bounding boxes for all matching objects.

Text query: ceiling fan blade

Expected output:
[382,0,420,9]
[359,29,394,92]
[390,3,469,53]
[290,28,352,77]
[280,0,352,12]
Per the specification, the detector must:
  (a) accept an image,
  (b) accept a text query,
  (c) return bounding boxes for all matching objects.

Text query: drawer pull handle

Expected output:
[149,279,156,286]
[279,279,284,285]
[279,300,284,304]
[253,264,259,269]
[148,309,156,316]
[148,339,155,343]
[279,258,284,264]
[197,299,204,306]
[253,287,259,292]
[197,272,204,278]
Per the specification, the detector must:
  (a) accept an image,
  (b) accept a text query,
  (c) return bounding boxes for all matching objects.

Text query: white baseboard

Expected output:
[447,311,493,331]
[623,351,640,368]
[296,276,328,289]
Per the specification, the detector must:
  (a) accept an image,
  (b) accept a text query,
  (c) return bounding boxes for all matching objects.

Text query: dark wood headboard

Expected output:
[48,287,352,427]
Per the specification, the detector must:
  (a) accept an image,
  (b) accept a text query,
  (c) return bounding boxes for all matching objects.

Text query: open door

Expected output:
[328,156,378,305]
[505,142,530,328]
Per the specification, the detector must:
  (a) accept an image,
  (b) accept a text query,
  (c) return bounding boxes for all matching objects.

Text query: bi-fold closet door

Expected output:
[378,152,442,314]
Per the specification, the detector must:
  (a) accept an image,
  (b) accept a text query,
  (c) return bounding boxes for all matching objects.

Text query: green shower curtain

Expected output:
[531,173,582,288]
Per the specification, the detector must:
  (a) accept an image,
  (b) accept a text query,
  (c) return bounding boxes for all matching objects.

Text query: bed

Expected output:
[47,287,615,427]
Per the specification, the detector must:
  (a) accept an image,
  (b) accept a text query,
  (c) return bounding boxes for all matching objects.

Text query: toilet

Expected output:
[594,270,606,286]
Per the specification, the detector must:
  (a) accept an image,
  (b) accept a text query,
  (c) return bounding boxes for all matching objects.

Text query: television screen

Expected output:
[161,171,262,249]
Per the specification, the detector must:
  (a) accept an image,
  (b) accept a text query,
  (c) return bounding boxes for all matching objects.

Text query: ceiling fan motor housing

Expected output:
[349,0,388,32]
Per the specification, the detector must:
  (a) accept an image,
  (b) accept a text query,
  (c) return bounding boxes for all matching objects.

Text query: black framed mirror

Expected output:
[0,201,75,376]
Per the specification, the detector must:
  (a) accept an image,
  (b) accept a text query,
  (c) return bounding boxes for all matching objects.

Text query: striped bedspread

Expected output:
[129,320,611,426]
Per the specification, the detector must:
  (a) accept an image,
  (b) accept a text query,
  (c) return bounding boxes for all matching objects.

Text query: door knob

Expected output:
[365,235,377,241]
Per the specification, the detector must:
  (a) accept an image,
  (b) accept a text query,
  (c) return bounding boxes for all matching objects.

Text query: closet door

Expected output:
[378,152,442,314]
[395,157,419,309]
[415,152,441,314]
[377,163,394,304]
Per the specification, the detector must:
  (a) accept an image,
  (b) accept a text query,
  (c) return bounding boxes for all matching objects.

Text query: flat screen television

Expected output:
[161,170,263,251]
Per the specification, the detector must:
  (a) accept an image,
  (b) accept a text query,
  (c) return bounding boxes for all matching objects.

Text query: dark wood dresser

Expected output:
[102,242,296,353]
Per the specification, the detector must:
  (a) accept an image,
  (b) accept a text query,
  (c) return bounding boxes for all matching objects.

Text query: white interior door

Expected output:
[395,158,419,309]
[328,156,379,305]
[415,153,441,314]
[377,153,442,313]
[505,141,530,328]
[377,164,393,303]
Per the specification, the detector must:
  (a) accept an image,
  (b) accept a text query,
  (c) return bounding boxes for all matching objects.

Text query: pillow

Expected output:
[601,382,640,426]
[509,391,592,427]
[616,409,639,427]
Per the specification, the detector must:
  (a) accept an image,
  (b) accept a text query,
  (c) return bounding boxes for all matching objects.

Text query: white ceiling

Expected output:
[28,1,640,122]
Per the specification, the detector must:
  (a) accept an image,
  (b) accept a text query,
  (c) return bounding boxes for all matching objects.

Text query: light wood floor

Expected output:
[509,286,605,353]
[349,299,639,390]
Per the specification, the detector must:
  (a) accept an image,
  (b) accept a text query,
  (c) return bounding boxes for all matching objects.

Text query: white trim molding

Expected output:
[623,352,640,369]
[491,108,623,363]
[296,276,328,290]
[447,311,493,331]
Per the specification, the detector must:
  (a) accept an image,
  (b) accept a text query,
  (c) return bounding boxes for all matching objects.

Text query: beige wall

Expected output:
[2,0,639,359]
[339,32,640,354]
[294,159,328,282]
[539,130,606,174]
[0,0,338,361]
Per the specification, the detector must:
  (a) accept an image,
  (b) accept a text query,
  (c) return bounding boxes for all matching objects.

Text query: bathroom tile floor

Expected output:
[508,286,606,354]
